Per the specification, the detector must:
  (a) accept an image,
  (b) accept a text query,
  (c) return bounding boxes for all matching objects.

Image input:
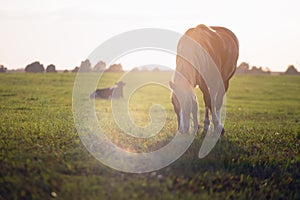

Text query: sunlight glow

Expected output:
[0,0,299,71]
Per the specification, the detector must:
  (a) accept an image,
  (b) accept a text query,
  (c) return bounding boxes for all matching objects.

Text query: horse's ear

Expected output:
[169,81,174,89]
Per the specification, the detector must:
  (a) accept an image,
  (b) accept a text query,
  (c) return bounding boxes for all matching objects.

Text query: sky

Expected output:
[0,0,299,71]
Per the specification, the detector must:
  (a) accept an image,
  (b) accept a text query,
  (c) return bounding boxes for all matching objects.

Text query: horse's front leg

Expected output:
[213,86,226,134]
[211,108,224,134]
[203,106,210,132]
[192,99,199,134]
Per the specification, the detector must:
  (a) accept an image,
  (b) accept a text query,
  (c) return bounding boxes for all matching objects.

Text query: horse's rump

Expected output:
[177,24,239,84]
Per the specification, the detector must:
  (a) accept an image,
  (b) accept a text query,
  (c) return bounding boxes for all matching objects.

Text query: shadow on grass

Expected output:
[154,132,299,199]
[166,131,289,177]
[165,133,248,175]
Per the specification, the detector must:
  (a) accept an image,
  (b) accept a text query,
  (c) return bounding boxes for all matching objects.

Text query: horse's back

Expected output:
[183,24,239,82]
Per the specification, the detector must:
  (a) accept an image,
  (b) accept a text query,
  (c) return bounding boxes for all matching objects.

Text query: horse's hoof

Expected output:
[203,125,210,133]
[214,125,224,135]
[221,128,225,135]
[193,128,198,135]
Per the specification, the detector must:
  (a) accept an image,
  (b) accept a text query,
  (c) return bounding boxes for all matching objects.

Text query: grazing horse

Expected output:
[169,24,239,134]
[90,81,126,99]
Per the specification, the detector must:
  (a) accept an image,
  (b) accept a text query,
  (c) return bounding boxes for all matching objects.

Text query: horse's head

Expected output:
[169,80,198,134]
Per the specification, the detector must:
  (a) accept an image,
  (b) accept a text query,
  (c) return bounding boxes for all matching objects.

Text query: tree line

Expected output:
[236,62,299,75]
[0,61,299,75]
[0,59,123,73]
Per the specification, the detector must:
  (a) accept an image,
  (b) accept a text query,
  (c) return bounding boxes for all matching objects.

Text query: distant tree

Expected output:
[236,62,250,74]
[25,61,44,73]
[46,64,57,73]
[140,66,149,72]
[152,67,160,72]
[250,66,257,73]
[93,60,106,72]
[0,65,7,73]
[265,67,271,73]
[72,67,79,73]
[106,63,123,72]
[236,62,270,75]
[250,66,270,74]
[285,65,299,75]
[63,69,69,73]
[130,67,139,72]
[251,66,261,74]
[79,59,92,72]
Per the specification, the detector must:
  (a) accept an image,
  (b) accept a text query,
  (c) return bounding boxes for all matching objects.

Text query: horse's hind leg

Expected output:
[200,84,211,132]
[212,81,228,134]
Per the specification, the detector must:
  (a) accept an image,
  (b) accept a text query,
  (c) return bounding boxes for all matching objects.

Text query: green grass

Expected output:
[0,73,299,200]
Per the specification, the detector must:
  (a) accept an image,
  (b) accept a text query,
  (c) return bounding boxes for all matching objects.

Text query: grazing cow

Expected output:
[90,81,126,99]
[169,24,239,134]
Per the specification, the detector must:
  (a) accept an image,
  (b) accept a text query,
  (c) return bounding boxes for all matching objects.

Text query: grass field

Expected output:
[0,73,300,200]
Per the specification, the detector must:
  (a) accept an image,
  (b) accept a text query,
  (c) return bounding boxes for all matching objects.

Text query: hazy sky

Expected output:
[0,0,299,71]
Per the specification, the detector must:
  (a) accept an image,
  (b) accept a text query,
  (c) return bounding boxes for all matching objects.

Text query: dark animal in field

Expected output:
[90,81,126,99]
[169,24,239,134]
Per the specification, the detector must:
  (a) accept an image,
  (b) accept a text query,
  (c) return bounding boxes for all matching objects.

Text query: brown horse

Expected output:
[169,24,239,134]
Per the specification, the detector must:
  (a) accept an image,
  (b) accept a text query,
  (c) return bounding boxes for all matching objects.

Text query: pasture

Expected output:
[0,73,299,199]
